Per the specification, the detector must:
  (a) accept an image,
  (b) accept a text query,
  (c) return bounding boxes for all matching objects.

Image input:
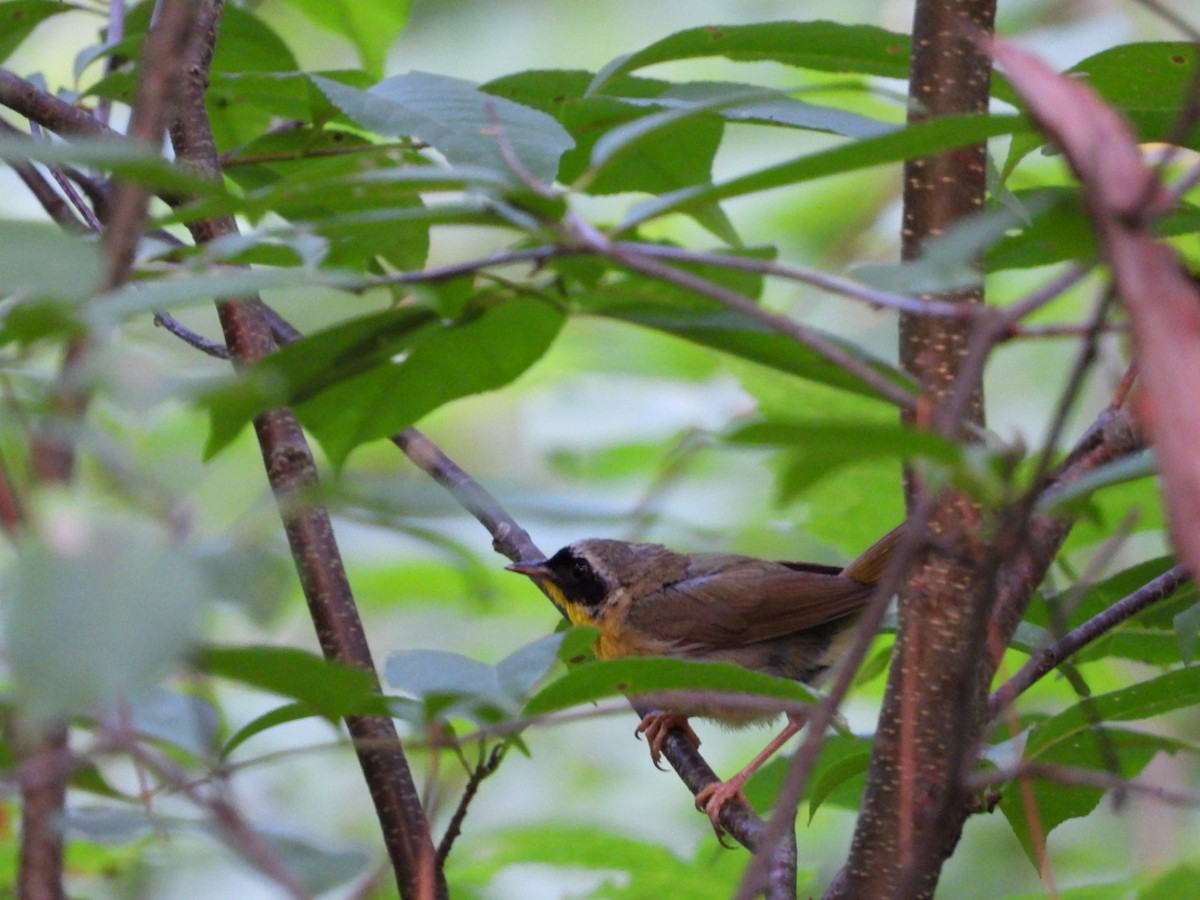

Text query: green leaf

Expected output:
[1002,43,1200,176]
[496,631,574,698]
[588,21,913,94]
[742,732,871,818]
[7,508,204,723]
[728,419,960,500]
[248,832,371,895]
[1025,557,1193,666]
[1037,449,1156,515]
[295,296,565,466]
[999,728,1179,865]
[1024,668,1200,763]
[0,1,73,63]
[587,86,770,178]
[857,198,1052,293]
[0,135,221,196]
[92,268,364,325]
[221,702,323,759]
[620,113,1031,231]
[570,253,910,404]
[450,825,753,900]
[483,70,725,206]
[1174,602,1200,664]
[0,220,103,313]
[278,0,410,77]
[987,190,1200,272]
[385,633,566,724]
[524,656,817,717]
[311,71,574,186]
[199,645,388,720]
[202,304,441,456]
[124,688,219,759]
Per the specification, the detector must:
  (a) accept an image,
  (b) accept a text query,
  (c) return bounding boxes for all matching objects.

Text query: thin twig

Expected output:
[571,219,918,412]
[612,241,968,317]
[988,564,1191,718]
[966,762,1200,808]
[436,744,507,867]
[153,312,232,359]
[110,733,311,899]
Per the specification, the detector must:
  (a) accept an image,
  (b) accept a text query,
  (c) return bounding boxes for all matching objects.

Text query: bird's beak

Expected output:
[506,560,551,579]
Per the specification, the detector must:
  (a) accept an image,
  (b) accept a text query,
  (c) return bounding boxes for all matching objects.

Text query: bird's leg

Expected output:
[694,713,805,834]
[635,712,701,770]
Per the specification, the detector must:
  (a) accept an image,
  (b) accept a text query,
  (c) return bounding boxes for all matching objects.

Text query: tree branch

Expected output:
[166,3,439,897]
[989,565,1191,718]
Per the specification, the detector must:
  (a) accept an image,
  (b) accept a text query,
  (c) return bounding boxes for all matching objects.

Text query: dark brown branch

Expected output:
[167,4,439,897]
[0,69,113,138]
[989,565,1191,718]
[833,3,999,897]
[0,120,85,231]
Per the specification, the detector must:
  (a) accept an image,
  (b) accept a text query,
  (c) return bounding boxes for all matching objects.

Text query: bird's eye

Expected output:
[570,558,591,582]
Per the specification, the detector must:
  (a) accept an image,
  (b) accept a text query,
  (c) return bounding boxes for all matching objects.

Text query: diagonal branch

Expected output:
[166,3,439,897]
[989,565,1191,718]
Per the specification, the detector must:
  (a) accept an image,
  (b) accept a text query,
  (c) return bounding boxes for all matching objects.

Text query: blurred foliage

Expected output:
[0,0,1197,897]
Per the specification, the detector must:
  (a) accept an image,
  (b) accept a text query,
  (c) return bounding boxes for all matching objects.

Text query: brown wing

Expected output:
[624,553,872,651]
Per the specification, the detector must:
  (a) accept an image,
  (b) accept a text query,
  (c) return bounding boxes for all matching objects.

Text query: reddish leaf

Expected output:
[993,38,1200,580]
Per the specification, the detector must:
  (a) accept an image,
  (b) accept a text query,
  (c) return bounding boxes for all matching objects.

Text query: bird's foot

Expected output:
[635,712,700,770]
[694,776,752,844]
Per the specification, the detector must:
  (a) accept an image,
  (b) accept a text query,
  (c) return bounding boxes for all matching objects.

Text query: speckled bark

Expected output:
[899,0,995,431]
[830,2,998,898]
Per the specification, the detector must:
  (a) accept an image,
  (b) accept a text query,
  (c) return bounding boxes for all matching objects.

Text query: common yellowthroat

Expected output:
[507,524,902,831]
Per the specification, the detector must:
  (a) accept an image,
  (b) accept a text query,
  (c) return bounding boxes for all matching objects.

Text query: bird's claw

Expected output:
[695,779,751,846]
[635,712,699,770]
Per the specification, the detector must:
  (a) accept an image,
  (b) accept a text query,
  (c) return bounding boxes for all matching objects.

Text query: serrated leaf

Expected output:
[524,656,817,717]
[482,70,725,202]
[311,71,574,186]
[588,21,913,95]
[200,645,388,720]
[999,728,1178,865]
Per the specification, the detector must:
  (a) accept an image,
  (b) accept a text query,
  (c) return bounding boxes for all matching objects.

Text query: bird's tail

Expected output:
[840,523,905,584]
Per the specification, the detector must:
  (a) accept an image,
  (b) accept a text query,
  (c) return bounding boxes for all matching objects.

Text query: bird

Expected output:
[506,524,902,833]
